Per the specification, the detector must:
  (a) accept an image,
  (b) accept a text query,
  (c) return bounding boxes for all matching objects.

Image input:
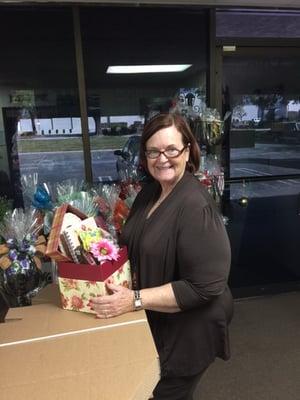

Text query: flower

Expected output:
[62,278,79,291]
[84,280,98,288]
[90,239,119,263]
[71,295,84,310]
[78,227,102,252]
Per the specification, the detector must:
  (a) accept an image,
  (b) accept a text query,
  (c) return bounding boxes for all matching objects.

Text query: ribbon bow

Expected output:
[113,199,130,234]
[32,185,53,210]
[0,235,47,271]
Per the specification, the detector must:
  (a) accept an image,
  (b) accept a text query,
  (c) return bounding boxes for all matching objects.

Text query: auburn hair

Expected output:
[139,113,200,174]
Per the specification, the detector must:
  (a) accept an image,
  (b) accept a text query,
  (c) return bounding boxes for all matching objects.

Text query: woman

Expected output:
[90,113,233,400]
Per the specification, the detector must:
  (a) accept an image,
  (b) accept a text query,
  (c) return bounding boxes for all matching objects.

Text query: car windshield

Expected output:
[130,138,140,155]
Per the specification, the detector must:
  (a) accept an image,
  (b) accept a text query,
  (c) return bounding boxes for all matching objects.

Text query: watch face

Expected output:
[134,298,142,310]
[134,290,142,310]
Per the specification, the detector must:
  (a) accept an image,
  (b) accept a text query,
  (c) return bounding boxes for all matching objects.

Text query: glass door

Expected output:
[222,47,300,295]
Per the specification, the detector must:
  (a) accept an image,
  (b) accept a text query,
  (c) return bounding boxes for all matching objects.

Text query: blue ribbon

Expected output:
[32,185,53,210]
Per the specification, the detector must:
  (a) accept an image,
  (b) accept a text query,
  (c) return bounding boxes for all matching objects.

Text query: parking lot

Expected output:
[15,141,300,200]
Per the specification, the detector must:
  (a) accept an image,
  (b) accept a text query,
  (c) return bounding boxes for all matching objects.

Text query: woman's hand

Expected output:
[89,283,134,319]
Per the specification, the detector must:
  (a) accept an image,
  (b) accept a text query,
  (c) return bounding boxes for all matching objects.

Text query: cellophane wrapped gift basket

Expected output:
[0,208,51,310]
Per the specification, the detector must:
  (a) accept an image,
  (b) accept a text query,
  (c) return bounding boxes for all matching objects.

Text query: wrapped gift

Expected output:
[46,203,87,262]
[0,208,51,307]
[57,246,131,314]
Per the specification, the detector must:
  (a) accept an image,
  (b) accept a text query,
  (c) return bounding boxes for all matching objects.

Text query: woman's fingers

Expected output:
[88,285,134,318]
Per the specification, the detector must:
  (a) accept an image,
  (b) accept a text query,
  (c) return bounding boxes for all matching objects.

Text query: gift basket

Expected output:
[195,154,225,206]
[45,203,131,314]
[0,208,51,310]
[171,96,230,220]
[43,179,140,314]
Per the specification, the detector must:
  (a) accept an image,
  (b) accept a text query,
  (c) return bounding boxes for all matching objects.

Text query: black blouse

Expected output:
[121,171,233,377]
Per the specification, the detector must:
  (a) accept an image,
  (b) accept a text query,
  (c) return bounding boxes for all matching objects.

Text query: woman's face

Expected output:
[145,125,190,188]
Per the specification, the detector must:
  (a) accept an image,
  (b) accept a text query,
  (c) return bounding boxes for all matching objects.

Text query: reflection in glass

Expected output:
[224,179,300,289]
[0,7,83,206]
[80,6,208,183]
[217,9,300,39]
[227,178,300,200]
[223,50,300,178]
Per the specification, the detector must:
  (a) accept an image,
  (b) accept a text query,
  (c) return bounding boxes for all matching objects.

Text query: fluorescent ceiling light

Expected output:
[106,65,192,74]
[223,45,236,52]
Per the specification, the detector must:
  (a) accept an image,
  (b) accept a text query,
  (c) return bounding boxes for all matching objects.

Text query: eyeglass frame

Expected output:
[145,143,190,159]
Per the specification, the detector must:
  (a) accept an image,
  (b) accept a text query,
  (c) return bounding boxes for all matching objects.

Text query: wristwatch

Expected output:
[133,290,143,311]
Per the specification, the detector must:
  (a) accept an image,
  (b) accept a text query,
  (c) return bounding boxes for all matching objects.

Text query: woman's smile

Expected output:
[146,125,190,191]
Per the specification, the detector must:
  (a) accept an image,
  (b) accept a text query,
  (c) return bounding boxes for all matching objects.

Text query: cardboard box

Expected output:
[57,247,132,313]
[46,203,87,262]
[0,285,159,400]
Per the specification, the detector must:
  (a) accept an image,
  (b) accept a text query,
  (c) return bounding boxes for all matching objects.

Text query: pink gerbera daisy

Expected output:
[90,239,119,263]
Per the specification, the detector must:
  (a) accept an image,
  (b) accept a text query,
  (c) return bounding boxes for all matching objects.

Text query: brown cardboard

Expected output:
[45,203,87,262]
[0,285,159,400]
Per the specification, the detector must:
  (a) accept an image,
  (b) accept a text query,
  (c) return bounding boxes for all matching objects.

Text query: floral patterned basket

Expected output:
[57,247,131,314]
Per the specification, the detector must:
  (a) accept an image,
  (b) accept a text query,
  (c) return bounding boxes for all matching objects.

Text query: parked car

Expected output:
[114,135,142,179]
[271,122,300,143]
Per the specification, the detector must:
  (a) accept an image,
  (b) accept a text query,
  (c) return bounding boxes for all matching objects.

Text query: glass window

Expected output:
[0,6,83,206]
[222,48,300,179]
[217,9,300,38]
[224,179,300,290]
[80,6,208,183]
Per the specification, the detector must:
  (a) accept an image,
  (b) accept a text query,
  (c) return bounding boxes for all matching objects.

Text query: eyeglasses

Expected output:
[145,145,189,159]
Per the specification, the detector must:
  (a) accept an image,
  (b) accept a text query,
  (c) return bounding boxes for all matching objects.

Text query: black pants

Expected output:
[151,369,207,400]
